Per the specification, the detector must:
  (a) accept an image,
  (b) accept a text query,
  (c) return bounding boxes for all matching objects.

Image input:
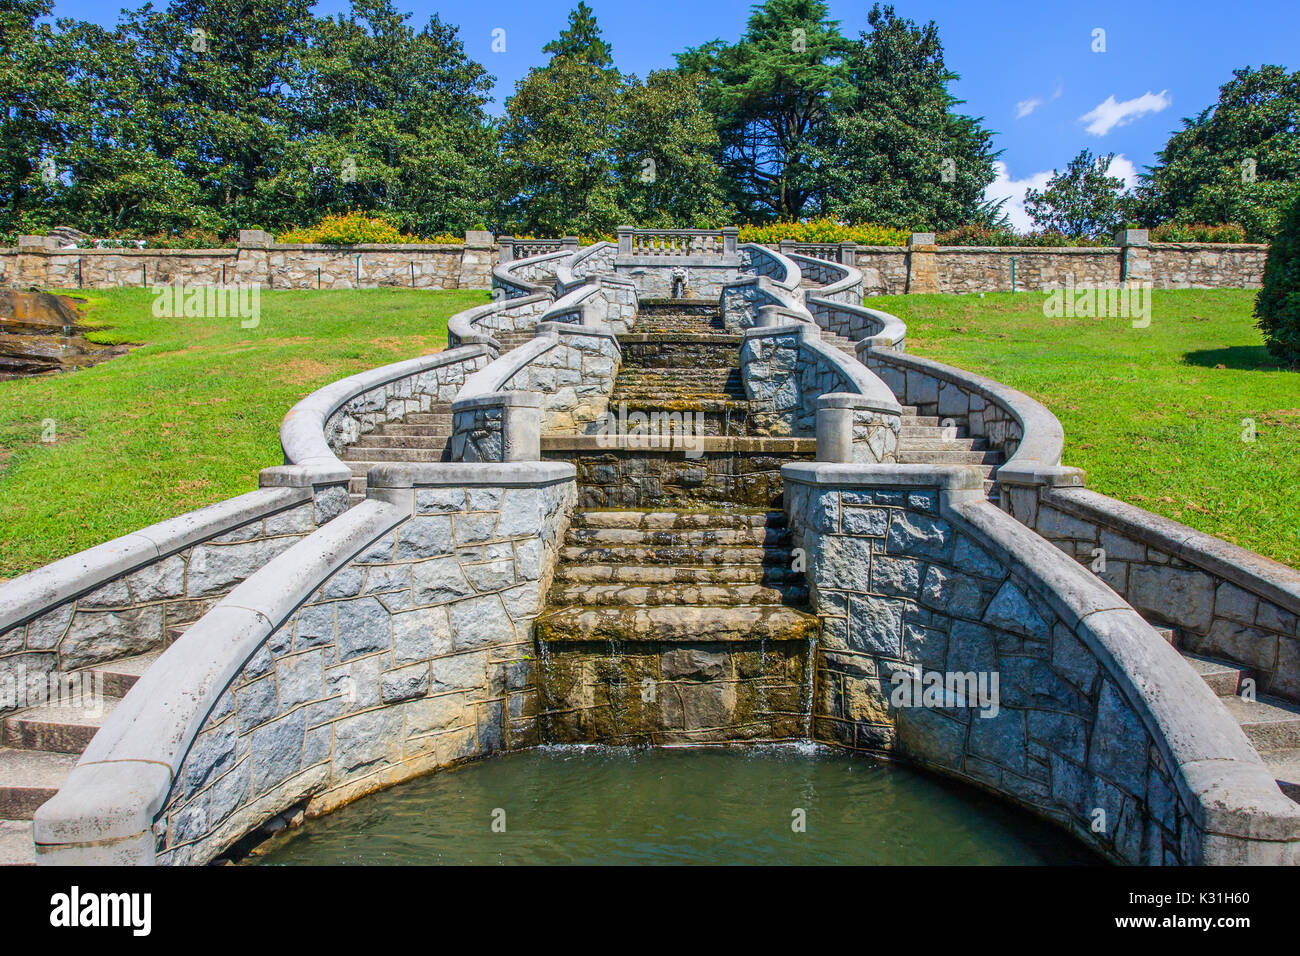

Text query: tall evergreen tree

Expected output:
[1135,65,1300,241]
[1024,149,1130,239]
[813,4,999,230]
[678,0,851,221]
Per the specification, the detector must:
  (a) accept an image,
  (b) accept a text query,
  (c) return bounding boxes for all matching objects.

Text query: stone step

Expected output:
[897,449,1000,465]
[571,510,786,531]
[900,425,969,438]
[0,819,32,867]
[549,582,808,607]
[565,526,793,549]
[559,544,794,567]
[2,696,122,754]
[1180,652,1243,697]
[341,447,451,462]
[400,410,455,424]
[1262,749,1300,801]
[898,437,980,451]
[376,423,452,436]
[535,603,821,644]
[91,649,164,699]
[345,433,451,450]
[1220,695,1300,752]
[554,563,803,586]
[0,748,77,819]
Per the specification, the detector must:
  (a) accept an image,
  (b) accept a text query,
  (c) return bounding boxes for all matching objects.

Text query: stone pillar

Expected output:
[905,232,939,294]
[502,395,542,462]
[498,236,515,264]
[816,399,854,463]
[234,230,272,289]
[617,226,634,256]
[15,235,55,288]
[721,226,739,257]
[459,230,495,290]
[1116,227,1151,285]
[839,241,857,267]
[778,239,796,258]
[816,393,902,464]
[561,235,580,252]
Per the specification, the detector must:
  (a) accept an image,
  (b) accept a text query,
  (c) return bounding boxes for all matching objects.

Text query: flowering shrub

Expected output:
[936,225,1108,247]
[1149,222,1249,243]
[277,212,458,245]
[737,219,909,246]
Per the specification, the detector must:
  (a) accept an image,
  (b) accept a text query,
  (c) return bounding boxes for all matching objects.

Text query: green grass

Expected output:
[874,289,1300,568]
[0,287,488,578]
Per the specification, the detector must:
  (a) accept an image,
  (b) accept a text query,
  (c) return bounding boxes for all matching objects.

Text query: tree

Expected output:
[1255,189,1300,367]
[678,0,850,220]
[1024,149,1130,239]
[616,71,730,227]
[1135,65,1300,241]
[813,4,999,230]
[496,7,625,235]
[262,0,497,235]
[541,1,612,68]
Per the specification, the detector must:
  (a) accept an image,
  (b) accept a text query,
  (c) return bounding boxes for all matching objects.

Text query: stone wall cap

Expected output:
[782,461,984,491]
[366,461,576,489]
[451,389,544,412]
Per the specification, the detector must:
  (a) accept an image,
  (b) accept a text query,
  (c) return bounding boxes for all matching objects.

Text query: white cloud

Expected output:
[1106,153,1139,192]
[1015,97,1042,119]
[984,161,1053,232]
[1079,90,1171,135]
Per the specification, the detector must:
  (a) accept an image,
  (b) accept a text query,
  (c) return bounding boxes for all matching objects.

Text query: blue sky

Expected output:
[47,0,1300,228]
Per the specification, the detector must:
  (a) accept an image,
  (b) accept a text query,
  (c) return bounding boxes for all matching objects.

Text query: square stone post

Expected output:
[617,226,634,255]
[1115,227,1151,285]
[15,235,56,288]
[459,230,495,290]
[721,226,739,257]
[561,235,580,252]
[839,241,857,267]
[498,236,515,264]
[905,232,939,294]
[778,238,796,257]
[235,229,273,289]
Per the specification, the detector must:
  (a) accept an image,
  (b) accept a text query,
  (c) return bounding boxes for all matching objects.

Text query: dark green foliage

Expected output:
[1024,149,1130,239]
[1255,189,1300,366]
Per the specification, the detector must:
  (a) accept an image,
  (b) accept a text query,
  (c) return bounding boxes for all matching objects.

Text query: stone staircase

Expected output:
[340,404,453,505]
[0,635,183,866]
[896,407,1003,500]
[1152,626,1300,803]
[535,298,821,741]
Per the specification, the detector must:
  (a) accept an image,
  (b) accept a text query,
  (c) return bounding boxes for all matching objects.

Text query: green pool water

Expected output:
[252,744,1099,865]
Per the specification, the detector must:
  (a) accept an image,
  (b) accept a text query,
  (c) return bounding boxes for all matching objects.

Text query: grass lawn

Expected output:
[0,287,488,578]
[874,289,1300,568]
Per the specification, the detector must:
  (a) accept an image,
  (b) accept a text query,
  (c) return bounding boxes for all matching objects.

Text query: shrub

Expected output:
[736,219,909,246]
[935,226,1106,247]
[1150,222,1248,243]
[276,212,456,245]
[1255,194,1300,367]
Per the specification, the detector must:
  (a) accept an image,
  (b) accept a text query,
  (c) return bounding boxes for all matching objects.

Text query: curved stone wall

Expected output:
[784,463,1300,864]
[33,463,576,864]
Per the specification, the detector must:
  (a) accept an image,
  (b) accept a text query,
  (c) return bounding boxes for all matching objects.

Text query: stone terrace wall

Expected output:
[784,465,1300,864]
[0,486,334,715]
[5,232,496,291]
[1006,485,1300,704]
[1148,243,1269,289]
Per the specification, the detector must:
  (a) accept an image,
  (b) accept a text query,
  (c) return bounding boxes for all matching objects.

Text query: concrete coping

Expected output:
[817,390,903,418]
[933,245,1121,255]
[455,322,618,405]
[785,250,863,301]
[555,241,616,290]
[365,461,577,490]
[0,486,312,633]
[806,296,907,349]
[739,242,803,292]
[451,390,543,413]
[491,247,571,296]
[947,495,1300,844]
[447,292,553,350]
[858,346,1070,479]
[33,500,408,853]
[1046,486,1300,616]
[278,344,494,469]
[538,277,632,325]
[782,461,985,493]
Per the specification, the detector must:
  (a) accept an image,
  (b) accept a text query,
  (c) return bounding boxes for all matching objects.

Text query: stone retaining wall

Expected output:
[0,487,333,715]
[34,463,576,864]
[784,464,1300,864]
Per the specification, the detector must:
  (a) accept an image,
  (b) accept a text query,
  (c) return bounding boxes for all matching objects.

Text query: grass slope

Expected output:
[876,289,1300,568]
[0,288,487,578]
